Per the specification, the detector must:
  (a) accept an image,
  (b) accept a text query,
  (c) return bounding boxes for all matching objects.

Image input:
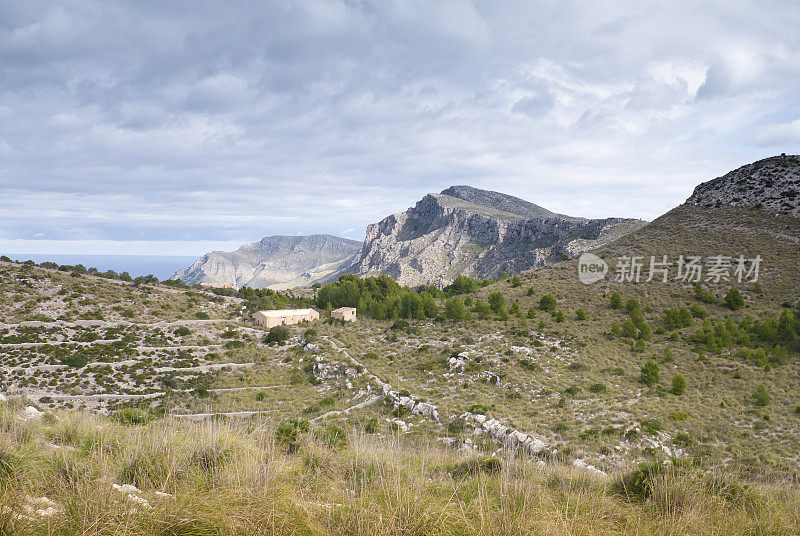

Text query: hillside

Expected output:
[2,155,800,533]
[355,185,644,286]
[172,234,361,290]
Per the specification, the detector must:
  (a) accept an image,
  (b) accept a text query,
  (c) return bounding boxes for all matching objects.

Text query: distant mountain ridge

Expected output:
[171,234,361,290]
[175,155,800,290]
[354,185,644,287]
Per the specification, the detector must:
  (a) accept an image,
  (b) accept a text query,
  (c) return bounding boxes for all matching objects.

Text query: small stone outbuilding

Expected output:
[331,307,357,322]
[252,308,319,329]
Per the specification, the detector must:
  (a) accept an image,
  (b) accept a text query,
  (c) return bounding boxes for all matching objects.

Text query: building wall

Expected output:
[331,308,357,321]
[253,310,319,329]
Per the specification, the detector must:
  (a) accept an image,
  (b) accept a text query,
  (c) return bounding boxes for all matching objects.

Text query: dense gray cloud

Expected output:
[1,0,799,254]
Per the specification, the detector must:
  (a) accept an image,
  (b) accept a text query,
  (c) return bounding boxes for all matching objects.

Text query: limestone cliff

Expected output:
[354,186,644,286]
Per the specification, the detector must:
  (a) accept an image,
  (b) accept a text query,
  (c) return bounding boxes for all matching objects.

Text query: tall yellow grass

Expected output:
[1,404,798,535]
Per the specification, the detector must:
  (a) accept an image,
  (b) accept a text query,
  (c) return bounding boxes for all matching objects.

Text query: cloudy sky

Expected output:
[2,0,799,256]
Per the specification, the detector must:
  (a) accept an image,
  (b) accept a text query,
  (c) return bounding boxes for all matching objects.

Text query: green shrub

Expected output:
[173,326,191,337]
[510,276,522,287]
[303,329,317,343]
[588,382,607,394]
[622,318,638,338]
[670,374,686,395]
[625,298,641,314]
[641,419,662,434]
[575,307,587,320]
[390,320,410,331]
[265,325,291,345]
[112,408,153,425]
[640,360,660,386]
[694,283,715,304]
[473,300,492,319]
[664,308,692,330]
[276,418,309,453]
[488,292,506,314]
[364,417,379,434]
[447,418,466,435]
[753,385,770,406]
[61,354,88,369]
[673,432,691,447]
[670,411,690,421]
[609,291,622,309]
[518,358,541,372]
[724,288,745,310]
[613,461,673,501]
[689,304,707,318]
[319,424,347,449]
[539,294,557,312]
[468,404,489,415]
[447,457,501,478]
[195,312,210,320]
[445,297,467,320]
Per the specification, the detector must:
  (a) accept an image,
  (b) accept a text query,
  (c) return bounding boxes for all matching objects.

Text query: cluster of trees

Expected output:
[663,304,708,330]
[238,287,312,315]
[312,274,525,322]
[691,283,744,310]
[315,274,438,320]
[610,298,651,349]
[691,309,800,364]
[442,275,494,296]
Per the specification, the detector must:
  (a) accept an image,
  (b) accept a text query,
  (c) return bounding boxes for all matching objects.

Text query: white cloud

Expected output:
[1,0,799,255]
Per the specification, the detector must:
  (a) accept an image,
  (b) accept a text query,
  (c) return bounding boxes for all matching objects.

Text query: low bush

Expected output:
[265,325,291,345]
[112,408,153,425]
[446,457,501,478]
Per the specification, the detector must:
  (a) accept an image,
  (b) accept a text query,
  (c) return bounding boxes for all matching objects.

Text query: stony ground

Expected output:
[2,259,799,479]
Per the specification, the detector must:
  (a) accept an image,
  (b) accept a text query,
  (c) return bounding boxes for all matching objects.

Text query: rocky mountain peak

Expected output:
[685,154,800,217]
[439,185,573,220]
[355,185,643,286]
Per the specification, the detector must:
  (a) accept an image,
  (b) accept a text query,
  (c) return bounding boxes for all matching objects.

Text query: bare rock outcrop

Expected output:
[686,154,800,217]
[355,185,644,286]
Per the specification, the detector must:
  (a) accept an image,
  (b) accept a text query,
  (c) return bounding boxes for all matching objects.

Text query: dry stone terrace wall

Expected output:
[0,317,256,412]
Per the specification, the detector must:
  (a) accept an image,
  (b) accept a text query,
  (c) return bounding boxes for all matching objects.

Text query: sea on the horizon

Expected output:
[2,254,198,281]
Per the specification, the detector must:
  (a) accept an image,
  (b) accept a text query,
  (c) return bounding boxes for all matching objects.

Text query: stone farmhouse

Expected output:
[252,308,319,329]
[331,307,357,322]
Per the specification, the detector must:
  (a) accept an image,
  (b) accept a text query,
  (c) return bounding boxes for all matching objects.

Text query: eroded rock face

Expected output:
[355,186,643,286]
[686,155,800,218]
[172,234,361,290]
